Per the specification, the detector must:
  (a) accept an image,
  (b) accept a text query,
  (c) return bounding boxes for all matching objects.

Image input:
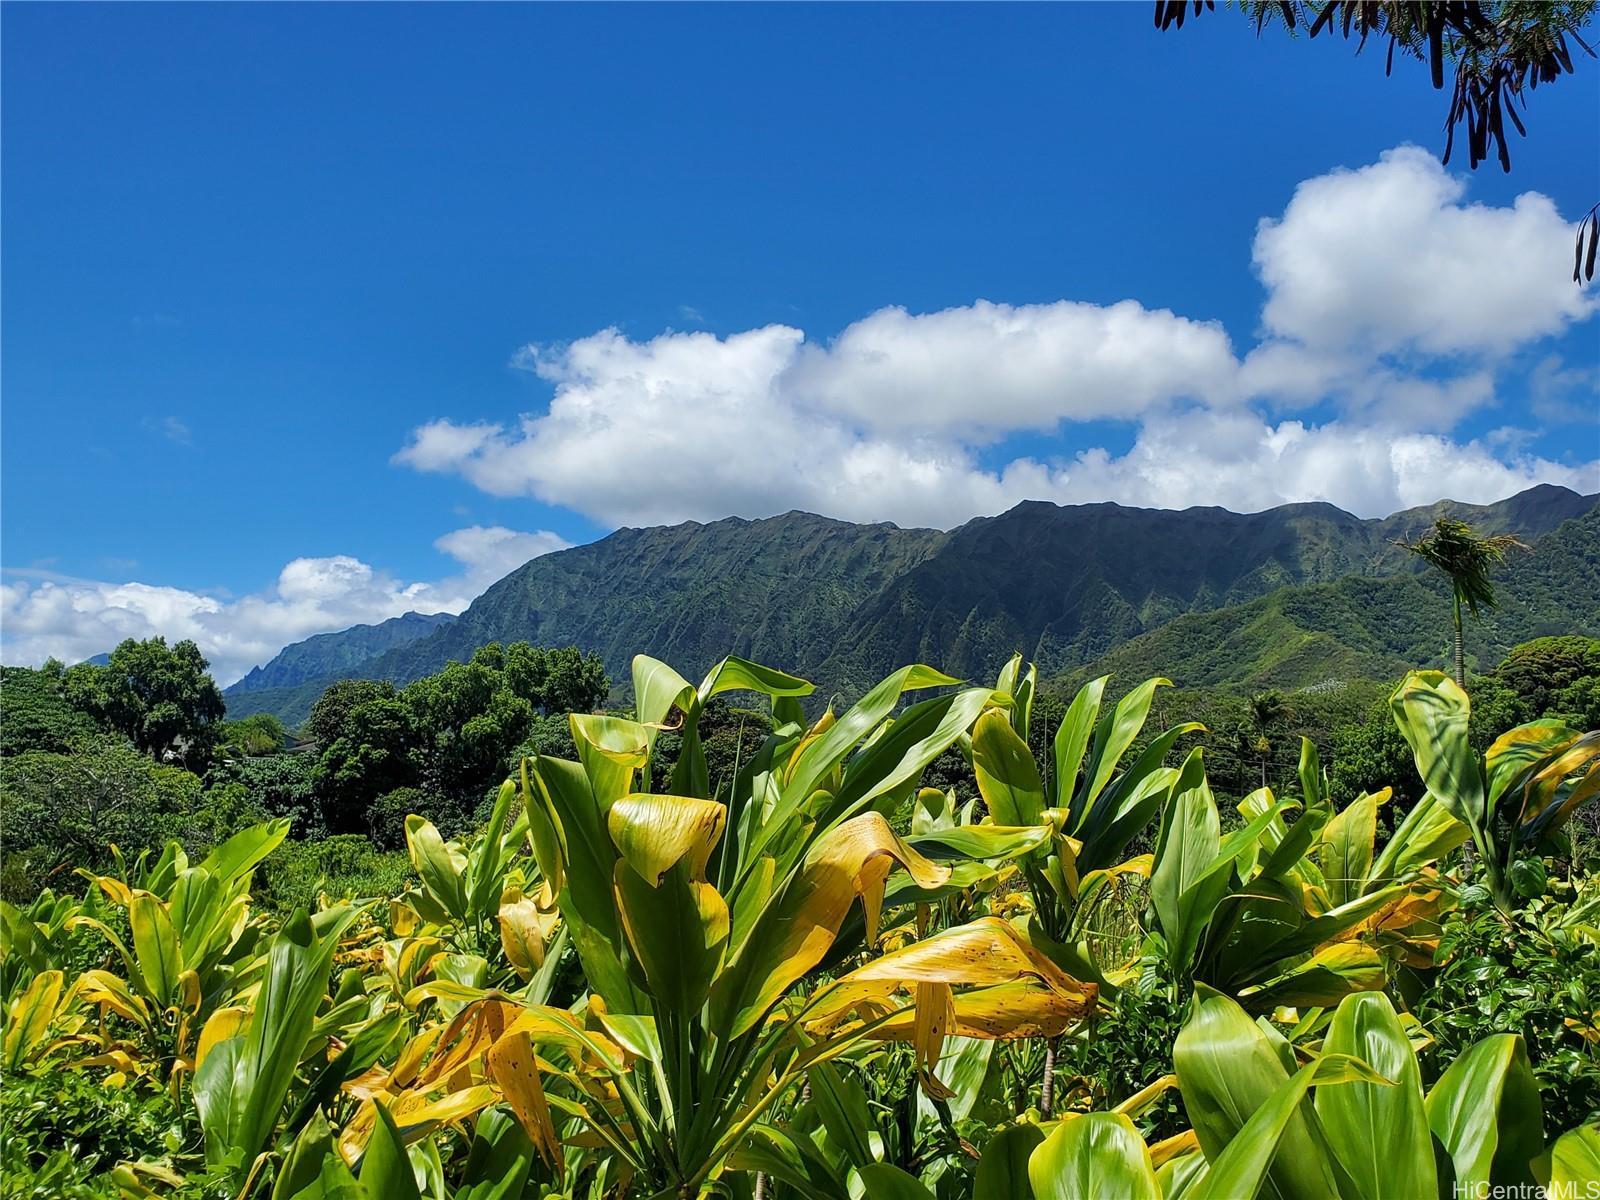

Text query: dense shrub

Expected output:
[1414,889,1600,1132]
[254,834,414,914]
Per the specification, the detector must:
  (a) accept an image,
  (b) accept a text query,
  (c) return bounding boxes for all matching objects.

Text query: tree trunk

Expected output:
[1040,1038,1058,1118]
[1453,595,1466,688]
[753,1173,768,1200]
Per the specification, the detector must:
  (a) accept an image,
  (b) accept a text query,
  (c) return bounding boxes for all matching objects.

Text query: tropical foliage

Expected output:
[1,645,1596,1198]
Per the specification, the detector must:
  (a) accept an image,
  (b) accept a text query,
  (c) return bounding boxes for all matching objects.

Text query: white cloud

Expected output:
[0,525,570,686]
[1253,145,1594,358]
[788,299,1237,434]
[396,146,1595,531]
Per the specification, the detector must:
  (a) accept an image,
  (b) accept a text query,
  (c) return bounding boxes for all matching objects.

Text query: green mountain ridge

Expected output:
[223,485,1598,727]
[1070,503,1600,691]
[230,610,455,693]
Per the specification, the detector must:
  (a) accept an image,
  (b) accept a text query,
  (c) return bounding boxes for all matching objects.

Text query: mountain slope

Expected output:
[223,486,1597,725]
[1070,503,1600,691]
[816,484,1594,687]
[230,611,455,693]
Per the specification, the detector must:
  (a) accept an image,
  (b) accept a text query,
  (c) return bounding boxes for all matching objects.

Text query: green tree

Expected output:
[64,637,226,770]
[1397,518,1524,688]
[218,712,287,758]
[205,752,317,833]
[0,738,204,880]
[1490,635,1600,716]
[1329,694,1422,811]
[303,678,397,745]
[0,663,102,755]
[1248,689,1292,790]
[1156,2,1598,174]
[311,696,419,835]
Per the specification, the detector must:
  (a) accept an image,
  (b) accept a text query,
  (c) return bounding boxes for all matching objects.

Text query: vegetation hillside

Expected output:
[229,611,454,693]
[1072,503,1600,691]
[224,487,1596,725]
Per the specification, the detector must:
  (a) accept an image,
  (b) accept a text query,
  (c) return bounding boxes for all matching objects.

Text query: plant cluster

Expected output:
[0,647,1596,1198]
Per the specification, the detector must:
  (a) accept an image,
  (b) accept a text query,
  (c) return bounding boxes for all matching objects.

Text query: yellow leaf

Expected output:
[487,1029,561,1166]
[195,1006,251,1073]
[608,793,726,885]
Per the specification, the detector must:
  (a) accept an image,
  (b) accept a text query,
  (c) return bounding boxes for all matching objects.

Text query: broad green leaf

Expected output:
[855,1164,936,1199]
[1193,1054,1388,1200]
[1238,943,1386,1010]
[527,755,636,1012]
[807,1062,880,1171]
[194,908,342,1175]
[405,817,469,922]
[614,860,729,1018]
[1547,1125,1600,1197]
[359,1103,422,1200]
[910,824,1053,862]
[741,664,962,873]
[972,709,1046,827]
[1318,790,1385,906]
[1151,749,1219,969]
[1425,1033,1544,1190]
[976,1123,1045,1200]
[1173,984,1345,1200]
[1315,992,1435,1200]
[196,818,291,887]
[2,970,64,1070]
[1053,676,1107,810]
[1390,672,1486,831]
[128,891,180,1005]
[1029,1111,1160,1200]
[1369,791,1469,886]
[1076,677,1171,818]
[456,1109,535,1200]
[700,656,814,703]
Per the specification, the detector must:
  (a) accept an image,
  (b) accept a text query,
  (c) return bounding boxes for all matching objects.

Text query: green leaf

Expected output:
[1193,1054,1388,1200]
[457,1109,535,1200]
[1425,1034,1544,1190]
[1315,992,1435,1200]
[1390,672,1486,832]
[1053,676,1107,811]
[807,1062,880,1171]
[1548,1124,1600,1195]
[359,1102,421,1200]
[1029,1111,1160,1200]
[404,816,469,922]
[972,709,1046,828]
[976,1123,1045,1200]
[194,907,342,1175]
[855,1164,937,1199]
[1173,985,1345,1200]
[128,892,180,1005]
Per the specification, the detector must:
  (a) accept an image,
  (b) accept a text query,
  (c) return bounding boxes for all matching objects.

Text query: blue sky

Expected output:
[3,3,1597,680]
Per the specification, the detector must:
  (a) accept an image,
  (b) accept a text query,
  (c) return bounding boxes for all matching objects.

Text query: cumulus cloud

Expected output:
[788,299,1237,434]
[396,146,1595,530]
[1253,146,1593,357]
[0,525,570,685]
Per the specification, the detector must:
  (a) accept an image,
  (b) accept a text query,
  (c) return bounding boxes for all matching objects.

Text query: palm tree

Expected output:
[1396,519,1525,688]
[1248,690,1291,790]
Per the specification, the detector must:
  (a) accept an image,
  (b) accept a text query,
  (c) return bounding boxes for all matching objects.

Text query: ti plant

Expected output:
[967,660,1201,982]
[1146,739,1465,1010]
[1392,670,1600,909]
[985,987,1574,1200]
[502,654,1101,1196]
[67,820,292,1080]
